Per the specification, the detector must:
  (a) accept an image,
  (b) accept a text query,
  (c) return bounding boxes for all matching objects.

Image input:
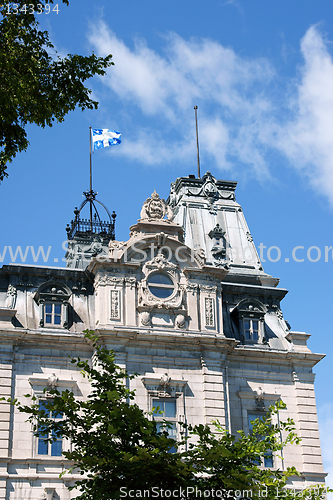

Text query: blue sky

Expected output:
[1,0,333,485]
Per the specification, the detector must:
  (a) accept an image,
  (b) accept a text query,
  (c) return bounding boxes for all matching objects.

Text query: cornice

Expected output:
[221,281,288,298]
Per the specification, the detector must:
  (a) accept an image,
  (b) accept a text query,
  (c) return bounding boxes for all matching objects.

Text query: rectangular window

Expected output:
[244,319,259,341]
[248,413,273,467]
[44,303,62,326]
[37,401,62,457]
[153,399,177,453]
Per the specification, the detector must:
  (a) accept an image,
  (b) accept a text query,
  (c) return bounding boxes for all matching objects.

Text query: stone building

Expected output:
[0,172,326,499]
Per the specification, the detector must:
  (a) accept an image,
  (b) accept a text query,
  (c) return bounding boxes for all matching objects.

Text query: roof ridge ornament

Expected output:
[140,190,173,220]
[185,172,235,202]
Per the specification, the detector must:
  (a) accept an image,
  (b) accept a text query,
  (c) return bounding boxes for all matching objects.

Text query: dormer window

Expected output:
[44,303,62,326]
[231,299,267,344]
[35,281,71,329]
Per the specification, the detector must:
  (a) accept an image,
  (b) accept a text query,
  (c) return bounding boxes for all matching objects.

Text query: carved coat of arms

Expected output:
[140,191,173,220]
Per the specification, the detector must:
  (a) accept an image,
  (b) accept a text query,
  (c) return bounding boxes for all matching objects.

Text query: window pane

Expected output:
[156,422,177,439]
[156,423,177,453]
[54,315,61,325]
[164,401,176,418]
[51,439,62,456]
[38,438,48,455]
[148,286,173,299]
[248,414,258,431]
[152,400,163,415]
[168,423,177,438]
[45,304,52,314]
[45,314,52,324]
[156,422,166,433]
[54,304,61,315]
[252,320,259,331]
[148,274,173,285]
[244,320,250,330]
[264,453,273,467]
[39,401,50,416]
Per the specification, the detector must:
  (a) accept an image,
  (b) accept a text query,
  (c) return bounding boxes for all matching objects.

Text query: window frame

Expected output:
[243,318,261,342]
[248,412,274,468]
[152,397,178,453]
[147,272,175,300]
[232,299,267,344]
[34,281,71,329]
[44,302,63,327]
[36,399,63,458]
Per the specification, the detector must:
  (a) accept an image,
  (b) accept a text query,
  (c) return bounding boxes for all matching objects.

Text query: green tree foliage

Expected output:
[7,332,331,500]
[0,1,113,180]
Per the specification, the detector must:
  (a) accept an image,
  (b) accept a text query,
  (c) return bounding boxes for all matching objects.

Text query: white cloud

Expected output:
[277,26,333,204]
[88,22,333,204]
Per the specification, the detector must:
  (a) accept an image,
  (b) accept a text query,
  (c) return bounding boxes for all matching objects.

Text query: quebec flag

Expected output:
[92,129,121,150]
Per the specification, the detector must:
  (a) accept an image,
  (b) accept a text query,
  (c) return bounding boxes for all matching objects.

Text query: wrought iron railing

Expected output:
[66,191,116,241]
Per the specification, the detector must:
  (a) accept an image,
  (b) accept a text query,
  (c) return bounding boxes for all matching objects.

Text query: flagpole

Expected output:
[194,106,201,179]
[89,127,93,231]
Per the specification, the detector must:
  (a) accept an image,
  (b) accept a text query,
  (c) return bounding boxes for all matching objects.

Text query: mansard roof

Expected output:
[169,172,279,287]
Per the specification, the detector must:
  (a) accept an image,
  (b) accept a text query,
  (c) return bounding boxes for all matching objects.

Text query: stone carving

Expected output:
[205,298,214,327]
[168,182,177,208]
[246,232,253,243]
[5,284,17,308]
[38,488,55,500]
[145,253,177,273]
[47,373,58,389]
[129,230,139,239]
[125,277,136,289]
[87,235,106,256]
[204,177,219,202]
[255,387,264,400]
[175,314,186,329]
[186,283,199,294]
[187,172,218,201]
[200,285,217,293]
[140,311,151,326]
[140,190,173,220]
[187,172,235,202]
[108,240,125,258]
[156,232,167,246]
[160,373,171,388]
[254,387,265,410]
[95,275,124,289]
[193,248,206,265]
[110,290,120,319]
[208,223,226,261]
[138,254,185,310]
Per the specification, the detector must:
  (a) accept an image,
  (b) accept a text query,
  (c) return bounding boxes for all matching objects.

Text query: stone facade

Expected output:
[0,173,326,499]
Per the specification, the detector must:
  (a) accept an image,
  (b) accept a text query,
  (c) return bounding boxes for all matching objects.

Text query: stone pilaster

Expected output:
[201,357,225,427]
[292,371,324,477]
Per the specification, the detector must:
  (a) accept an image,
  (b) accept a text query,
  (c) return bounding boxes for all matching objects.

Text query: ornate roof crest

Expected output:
[140,190,173,220]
